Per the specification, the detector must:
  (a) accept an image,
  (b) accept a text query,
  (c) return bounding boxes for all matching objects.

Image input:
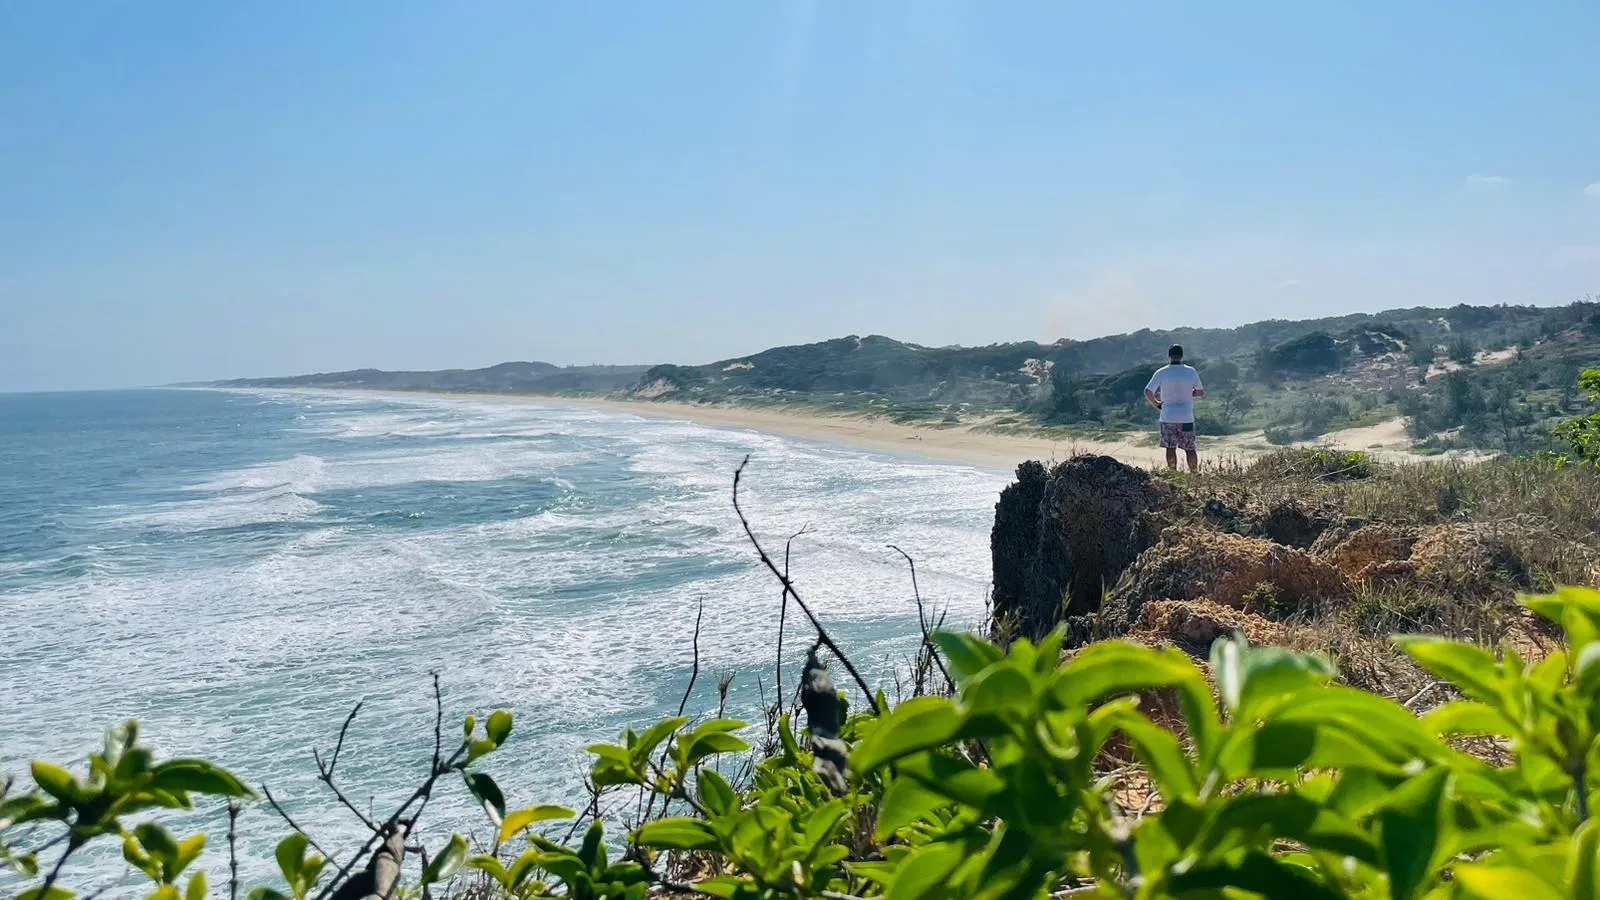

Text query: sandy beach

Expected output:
[322,389,1289,471]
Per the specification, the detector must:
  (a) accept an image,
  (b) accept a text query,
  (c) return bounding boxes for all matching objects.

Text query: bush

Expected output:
[14,583,1600,899]
[1553,368,1600,468]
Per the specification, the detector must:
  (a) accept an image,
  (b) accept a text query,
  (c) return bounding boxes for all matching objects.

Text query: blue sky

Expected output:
[2,1,1598,391]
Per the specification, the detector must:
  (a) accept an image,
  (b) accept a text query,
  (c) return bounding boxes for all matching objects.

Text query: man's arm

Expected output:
[1145,388,1162,409]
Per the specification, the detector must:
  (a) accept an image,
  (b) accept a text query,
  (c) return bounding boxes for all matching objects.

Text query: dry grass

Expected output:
[1184,451,1600,591]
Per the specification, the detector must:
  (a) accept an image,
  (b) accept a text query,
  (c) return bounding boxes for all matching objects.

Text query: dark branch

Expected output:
[313,682,469,900]
[263,785,336,864]
[315,747,380,833]
[228,801,242,900]
[676,599,705,718]
[889,544,952,691]
[777,524,811,715]
[326,702,363,778]
[733,457,882,713]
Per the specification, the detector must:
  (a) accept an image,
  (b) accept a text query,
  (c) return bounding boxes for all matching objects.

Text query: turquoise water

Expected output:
[0,388,1007,887]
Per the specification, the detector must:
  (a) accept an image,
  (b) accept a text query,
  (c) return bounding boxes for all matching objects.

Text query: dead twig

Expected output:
[316,703,380,833]
[313,679,466,900]
[777,524,812,716]
[262,785,336,864]
[889,544,953,693]
[733,457,881,713]
[228,800,241,900]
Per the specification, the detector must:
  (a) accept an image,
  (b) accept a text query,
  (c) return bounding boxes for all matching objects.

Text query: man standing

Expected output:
[1144,344,1204,471]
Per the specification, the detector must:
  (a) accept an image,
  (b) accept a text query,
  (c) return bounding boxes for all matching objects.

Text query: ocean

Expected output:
[0,388,1008,888]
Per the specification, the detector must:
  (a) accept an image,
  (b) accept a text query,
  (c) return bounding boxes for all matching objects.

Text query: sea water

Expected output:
[0,388,1008,889]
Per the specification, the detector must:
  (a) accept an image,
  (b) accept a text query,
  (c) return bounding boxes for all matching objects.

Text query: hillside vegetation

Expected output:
[215,300,1600,456]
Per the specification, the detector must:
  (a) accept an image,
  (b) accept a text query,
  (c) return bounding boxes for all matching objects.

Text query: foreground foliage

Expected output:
[7,587,1600,898]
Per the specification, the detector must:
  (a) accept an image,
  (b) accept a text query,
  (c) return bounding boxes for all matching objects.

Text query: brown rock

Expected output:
[1100,532,1350,633]
[1311,524,1421,584]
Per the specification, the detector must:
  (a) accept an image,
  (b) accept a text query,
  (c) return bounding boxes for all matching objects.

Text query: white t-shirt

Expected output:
[1146,364,1203,423]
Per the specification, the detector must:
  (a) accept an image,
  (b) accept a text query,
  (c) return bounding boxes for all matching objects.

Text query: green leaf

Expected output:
[462,715,476,740]
[149,759,254,798]
[963,663,1035,714]
[246,890,290,900]
[932,631,1004,683]
[1452,864,1566,900]
[17,887,76,900]
[1166,850,1343,900]
[1378,769,1449,900]
[29,762,81,804]
[275,833,308,885]
[578,819,605,870]
[467,854,511,886]
[697,768,738,818]
[1570,818,1600,900]
[684,732,749,765]
[465,738,498,764]
[1053,641,1208,711]
[1100,706,1198,801]
[173,834,206,878]
[1210,635,1334,720]
[421,834,468,885]
[135,822,180,869]
[877,774,950,839]
[1197,792,1380,865]
[849,697,964,773]
[885,840,967,900]
[631,717,688,760]
[1394,636,1505,707]
[1425,701,1518,737]
[635,817,721,852]
[896,751,1007,812]
[486,710,513,746]
[463,771,506,822]
[498,805,575,844]
[185,871,207,900]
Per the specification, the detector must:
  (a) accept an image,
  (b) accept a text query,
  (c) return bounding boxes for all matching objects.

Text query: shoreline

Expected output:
[254,387,1274,471]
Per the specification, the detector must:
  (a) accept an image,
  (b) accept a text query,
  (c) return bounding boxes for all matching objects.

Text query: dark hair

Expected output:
[1168,344,1184,359]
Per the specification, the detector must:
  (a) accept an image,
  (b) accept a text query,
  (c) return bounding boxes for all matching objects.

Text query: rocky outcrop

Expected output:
[1311,524,1422,584]
[989,455,1163,640]
[1099,532,1349,634]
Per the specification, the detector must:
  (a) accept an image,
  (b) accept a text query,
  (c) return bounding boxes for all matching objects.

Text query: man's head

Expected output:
[1168,344,1184,364]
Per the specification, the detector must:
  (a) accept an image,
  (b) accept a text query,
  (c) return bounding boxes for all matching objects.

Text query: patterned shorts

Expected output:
[1159,421,1197,452]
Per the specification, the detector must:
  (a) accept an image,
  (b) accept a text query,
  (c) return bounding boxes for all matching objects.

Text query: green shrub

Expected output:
[11,585,1600,898]
[1553,368,1600,468]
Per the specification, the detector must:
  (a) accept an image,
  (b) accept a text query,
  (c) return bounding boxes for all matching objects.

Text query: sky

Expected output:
[2,1,1599,391]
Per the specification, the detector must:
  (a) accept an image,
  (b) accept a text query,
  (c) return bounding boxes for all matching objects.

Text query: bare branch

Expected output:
[777,523,812,717]
[228,801,242,900]
[263,785,336,864]
[326,701,363,778]
[431,672,445,771]
[314,704,380,833]
[889,544,952,692]
[733,457,882,713]
[313,680,470,900]
[676,599,705,718]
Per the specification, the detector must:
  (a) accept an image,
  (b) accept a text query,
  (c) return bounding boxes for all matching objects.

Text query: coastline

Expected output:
[267,388,1272,471]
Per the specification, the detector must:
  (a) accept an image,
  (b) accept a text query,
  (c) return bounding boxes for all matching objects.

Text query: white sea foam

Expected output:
[1,390,1008,886]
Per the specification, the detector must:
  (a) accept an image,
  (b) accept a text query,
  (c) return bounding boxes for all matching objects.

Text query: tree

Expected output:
[1553,368,1600,466]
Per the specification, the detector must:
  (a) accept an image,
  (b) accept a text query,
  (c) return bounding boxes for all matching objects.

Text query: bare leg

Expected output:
[1185,449,1198,472]
[1165,447,1178,470]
